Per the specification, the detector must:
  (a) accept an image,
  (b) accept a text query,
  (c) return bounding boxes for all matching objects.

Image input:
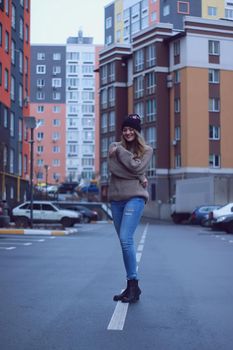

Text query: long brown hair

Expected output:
[121,130,147,158]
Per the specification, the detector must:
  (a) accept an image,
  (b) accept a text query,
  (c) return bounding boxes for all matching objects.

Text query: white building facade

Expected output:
[66,31,95,181]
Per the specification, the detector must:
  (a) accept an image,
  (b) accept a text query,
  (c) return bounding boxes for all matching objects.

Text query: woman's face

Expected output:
[122,127,136,142]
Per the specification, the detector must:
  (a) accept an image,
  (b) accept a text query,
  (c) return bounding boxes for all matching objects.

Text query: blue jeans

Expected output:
[111,197,145,280]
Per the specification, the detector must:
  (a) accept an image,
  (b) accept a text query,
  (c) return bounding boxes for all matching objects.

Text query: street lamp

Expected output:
[44,165,49,200]
[24,116,36,228]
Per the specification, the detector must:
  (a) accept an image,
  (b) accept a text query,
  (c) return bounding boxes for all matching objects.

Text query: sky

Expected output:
[31,0,111,45]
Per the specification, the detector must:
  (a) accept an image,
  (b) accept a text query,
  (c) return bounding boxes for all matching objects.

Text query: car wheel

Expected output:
[226,222,233,234]
[15,217,29,228]
[83,216,90,224]
[61,217,72,228]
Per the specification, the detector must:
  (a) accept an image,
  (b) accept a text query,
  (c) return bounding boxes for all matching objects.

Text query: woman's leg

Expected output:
[118,197,145,280]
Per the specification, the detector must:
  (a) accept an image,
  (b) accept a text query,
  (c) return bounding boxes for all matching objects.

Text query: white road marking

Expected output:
[107,301,129,331]
[221,237,226,241]
[107,223,149,331]
[229,240,233,243]
[137,244,144,252]
[136,252,142,263]
[4,247,16,250]
[23,243,32,246]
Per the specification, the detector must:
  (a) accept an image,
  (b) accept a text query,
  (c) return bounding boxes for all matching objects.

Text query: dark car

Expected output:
[54,202,98,223]
[0,201,10,228]
[58,182,79,194]
[212,214,233,233]
[189,205,221,225]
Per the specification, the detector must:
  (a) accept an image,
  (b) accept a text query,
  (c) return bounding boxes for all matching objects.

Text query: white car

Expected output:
[12,201,82,228]
[209,202,233,223]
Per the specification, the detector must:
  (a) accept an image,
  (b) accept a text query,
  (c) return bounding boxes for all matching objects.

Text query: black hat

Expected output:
[121,114,141,133]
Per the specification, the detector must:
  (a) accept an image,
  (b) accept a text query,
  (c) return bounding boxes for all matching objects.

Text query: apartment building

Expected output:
[99,17,233,217]
[30,45,66,185]
[0,0,31,208]
[66,30,102,182]
[104,0,233,45]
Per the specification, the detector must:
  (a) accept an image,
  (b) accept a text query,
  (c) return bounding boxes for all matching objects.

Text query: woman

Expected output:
[108,114,153,303]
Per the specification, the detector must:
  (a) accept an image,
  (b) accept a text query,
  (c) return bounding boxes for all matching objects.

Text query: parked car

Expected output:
[212,214,233,233]
[209,203,233,227]
[54,202,98,223]
[188,205,221,225]
[0,201,10,228]
[12,201,82,228]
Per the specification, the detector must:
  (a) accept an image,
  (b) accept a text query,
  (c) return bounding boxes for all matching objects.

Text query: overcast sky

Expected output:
[31,0,111,45]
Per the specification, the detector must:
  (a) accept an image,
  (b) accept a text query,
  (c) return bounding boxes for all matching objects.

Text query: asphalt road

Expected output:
[0,221,233,350]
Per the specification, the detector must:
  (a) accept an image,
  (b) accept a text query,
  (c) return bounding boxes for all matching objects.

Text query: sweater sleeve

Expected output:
[108,155,142,180]
[116,145,153,175]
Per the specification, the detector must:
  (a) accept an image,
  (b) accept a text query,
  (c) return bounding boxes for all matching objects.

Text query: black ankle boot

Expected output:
[121,279,141,303]
[113,280,129,301]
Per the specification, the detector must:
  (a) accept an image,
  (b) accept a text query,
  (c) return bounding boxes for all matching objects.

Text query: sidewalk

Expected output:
[0,226,78,236]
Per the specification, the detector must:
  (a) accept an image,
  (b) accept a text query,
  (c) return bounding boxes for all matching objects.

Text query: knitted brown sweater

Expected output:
[108,142,153,202]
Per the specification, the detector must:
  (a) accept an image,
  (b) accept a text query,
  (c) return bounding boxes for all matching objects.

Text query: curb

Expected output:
[0,228,77,236]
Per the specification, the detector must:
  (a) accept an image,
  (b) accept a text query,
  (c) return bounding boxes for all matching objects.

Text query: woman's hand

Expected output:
[141,178,148,188]
[109,144,117,157]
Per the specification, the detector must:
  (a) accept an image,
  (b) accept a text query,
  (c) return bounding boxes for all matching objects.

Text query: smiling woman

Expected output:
[30,0,110,44]
[108,114,153,303]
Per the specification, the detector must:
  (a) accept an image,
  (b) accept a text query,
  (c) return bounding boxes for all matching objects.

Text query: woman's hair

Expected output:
[121,130,147,158]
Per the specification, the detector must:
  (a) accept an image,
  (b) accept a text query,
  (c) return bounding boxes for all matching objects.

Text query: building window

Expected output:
[174,41,180,56]
[19,18,24,40]
[174,98,180,113]
[163,4,170,16]
[5,31,9,53]
[177,1,190,14]
[108,86,115,107]
[209,154,220,168]
[101,138,108,157]
[175,126,181,140]
[175,155,181,168]
[109,62,115,82]
[53,105,61,113]
[4,68,9,91]
[134,49,144,72]
[52,92,61,100]
[36,92,45,100]
[146,72,156,95]
[53,119,61,126]
[52,159,60,167]
[0,23,2,46]
[37,105,44,113]
[37,132,44,140]
[11,40,15,64]
[10,112,14,137]
[100,89,107,109]
[53,65,61,74]
[10,149,14,173]
[52,78,62,87]
[209,69,219,83]
[19,51,23,73]
[208,40,220,55]
[134,76,144,99]
[146,99,156,122]
[11,5,16,29]
[147,154,156,178]
[101,113,107,133]
[146,44,156,68]
[101,65,107,85]
[37,79,45,87]
[10,75,15,100]
[209,125,220,140]
[225,8,233,19]
[174,70,180,83]
[146,127,156,148]
[134,102,144,123]
[208,6,217,16]
[37,146,44,153]
[36,65,46,74]
[209,98,220,112]
[109,111,115,132]
[106,17,112,29]
[53,53,61,60]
